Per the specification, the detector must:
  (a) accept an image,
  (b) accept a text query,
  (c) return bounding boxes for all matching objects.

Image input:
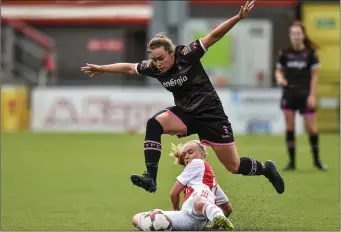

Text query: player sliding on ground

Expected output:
[81,0,285,195]
[132,140,233,231]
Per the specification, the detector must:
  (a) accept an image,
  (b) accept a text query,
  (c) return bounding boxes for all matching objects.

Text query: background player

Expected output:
[81,0,285,196]
[275,21,327,171]
[132,140,233,231]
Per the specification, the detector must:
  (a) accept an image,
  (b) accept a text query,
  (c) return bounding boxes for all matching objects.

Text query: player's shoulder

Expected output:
[187,159,204,167]
[182,159,205,176]
[138,59,158,72]
[176,44,186,51]
[307,47,318,56]
[203,161,213,169]
[191,158,204,164]
[175,44,188,57]
[176,39,201,54]
[175,44,193,65]
[203,161,215,174]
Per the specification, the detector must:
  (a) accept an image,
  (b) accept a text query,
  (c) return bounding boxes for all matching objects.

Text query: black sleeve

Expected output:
[309,49,320,70]
[276,50,286,69]
[179,39,207,64]
[135,60,156,77]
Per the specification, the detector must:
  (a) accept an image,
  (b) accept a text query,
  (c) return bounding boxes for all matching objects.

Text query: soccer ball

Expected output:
[140,209,172,231]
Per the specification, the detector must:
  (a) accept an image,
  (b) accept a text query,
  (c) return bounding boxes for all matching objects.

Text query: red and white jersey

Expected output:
[176,159,218,201]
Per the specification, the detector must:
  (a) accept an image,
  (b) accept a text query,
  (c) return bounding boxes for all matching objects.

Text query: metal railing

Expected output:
[1,18,57,86]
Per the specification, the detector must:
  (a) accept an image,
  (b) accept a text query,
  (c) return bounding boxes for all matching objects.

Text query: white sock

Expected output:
[202,203,225,222]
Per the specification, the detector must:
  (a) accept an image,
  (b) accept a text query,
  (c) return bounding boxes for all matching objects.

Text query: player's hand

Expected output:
[80,63,103,77]
[238,0,256,19]
[307,95,316,109]
[276,78,288,87]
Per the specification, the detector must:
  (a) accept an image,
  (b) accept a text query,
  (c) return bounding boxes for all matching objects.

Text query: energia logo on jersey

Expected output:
[162,76,188,88]
[287,61,307,69]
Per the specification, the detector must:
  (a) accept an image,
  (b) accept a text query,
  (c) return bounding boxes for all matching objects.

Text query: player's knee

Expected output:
[146,117,164,134]
[193,197,208,216]
[286,124,295,131]
[212,145,240,174]
[286,119,295,131]
[284,112,295,130]
[229,165,239,174]
[226,159,240,174]
[306,124,317,134]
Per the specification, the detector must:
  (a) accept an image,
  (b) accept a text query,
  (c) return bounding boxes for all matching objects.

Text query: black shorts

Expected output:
[280,92,315,115]
[163,106,235,146]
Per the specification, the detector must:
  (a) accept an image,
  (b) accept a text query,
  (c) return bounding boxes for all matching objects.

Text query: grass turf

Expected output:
[1,132,340,231]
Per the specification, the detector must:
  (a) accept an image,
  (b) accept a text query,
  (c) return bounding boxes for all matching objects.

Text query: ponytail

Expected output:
[303,37,316,49]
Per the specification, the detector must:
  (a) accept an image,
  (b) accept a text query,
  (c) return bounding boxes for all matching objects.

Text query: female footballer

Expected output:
[132,140,233,231]
[276,21,327,171]
[81,0,285,195]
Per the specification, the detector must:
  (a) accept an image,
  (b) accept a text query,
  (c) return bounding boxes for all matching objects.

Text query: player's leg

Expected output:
[211,144,284,194]
[131,106,191,193]
[300,102,327,171]
[163,210,207,231]
[283,110,296,170]
[196,113,285,194]
[205,202,233,230]
[281,94,297,170]
[193,196,234,230]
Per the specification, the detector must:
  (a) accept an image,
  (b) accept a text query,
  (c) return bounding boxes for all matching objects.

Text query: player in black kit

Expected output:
[275,21,327,171]
[81,0,285,194]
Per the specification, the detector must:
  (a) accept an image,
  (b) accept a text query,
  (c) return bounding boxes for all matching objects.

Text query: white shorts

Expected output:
[137,210,207,231]
[164,186,215,231]
[162,210,207,231]
[181,185,216,217]
[138,187,214,231]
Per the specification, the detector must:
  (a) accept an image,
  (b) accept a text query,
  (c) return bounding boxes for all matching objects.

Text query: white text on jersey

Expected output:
[287,61,307,69]
[162,76,188,88]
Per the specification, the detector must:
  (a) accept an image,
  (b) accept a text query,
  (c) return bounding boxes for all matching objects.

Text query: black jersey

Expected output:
[136,39,222,114]
[276,47,320,94]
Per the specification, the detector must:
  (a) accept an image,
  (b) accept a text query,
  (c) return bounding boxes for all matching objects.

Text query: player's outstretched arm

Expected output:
[80,63,137,77]
[170,181,185,211]
[201,0,255,49]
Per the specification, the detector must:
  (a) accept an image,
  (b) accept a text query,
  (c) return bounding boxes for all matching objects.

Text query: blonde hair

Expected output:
[147,33,175,54]
[169,140,208,166]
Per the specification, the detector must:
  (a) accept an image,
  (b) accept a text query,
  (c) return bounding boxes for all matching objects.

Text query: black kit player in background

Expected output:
[81,1,285,194]
[275,21,327,171]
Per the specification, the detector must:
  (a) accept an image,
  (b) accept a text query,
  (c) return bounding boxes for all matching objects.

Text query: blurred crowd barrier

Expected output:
[28,86,305,135]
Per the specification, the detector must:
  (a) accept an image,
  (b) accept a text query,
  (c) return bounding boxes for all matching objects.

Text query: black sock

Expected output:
[309,133,319,164]
[144,118,163,182]
[286,131,296,166]
[237,157,266,176]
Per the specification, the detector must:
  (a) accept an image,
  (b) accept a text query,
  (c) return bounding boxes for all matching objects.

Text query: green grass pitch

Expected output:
[1,132,340,231]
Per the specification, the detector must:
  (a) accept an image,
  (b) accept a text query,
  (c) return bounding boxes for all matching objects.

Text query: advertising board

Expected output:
[31,87,304,134]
